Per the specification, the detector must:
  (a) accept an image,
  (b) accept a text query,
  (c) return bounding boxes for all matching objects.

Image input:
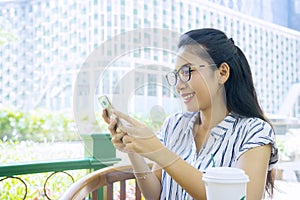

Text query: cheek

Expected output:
[189,73,210,94]
[190,74,217,104]
[194,82,211,102]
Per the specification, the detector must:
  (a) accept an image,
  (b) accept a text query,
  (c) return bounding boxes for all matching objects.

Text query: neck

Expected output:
[199,96,229,131]
[200,108,228,129]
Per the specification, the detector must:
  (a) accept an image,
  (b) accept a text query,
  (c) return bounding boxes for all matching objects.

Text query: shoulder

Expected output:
[234,115,278,168]
[233,115,275,143]
[238,116,272,132]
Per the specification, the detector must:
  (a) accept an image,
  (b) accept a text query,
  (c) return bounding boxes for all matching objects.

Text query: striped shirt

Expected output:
[157,112,278,200]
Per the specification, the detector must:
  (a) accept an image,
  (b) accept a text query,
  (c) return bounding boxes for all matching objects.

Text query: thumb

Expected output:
[119,125,155,139]
[112,109,144,127]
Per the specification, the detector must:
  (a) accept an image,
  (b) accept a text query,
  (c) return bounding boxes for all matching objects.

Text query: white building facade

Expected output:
[0,0,300,117]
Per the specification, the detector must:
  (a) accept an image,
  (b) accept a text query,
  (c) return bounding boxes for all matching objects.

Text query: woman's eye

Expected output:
[181,70,189,76]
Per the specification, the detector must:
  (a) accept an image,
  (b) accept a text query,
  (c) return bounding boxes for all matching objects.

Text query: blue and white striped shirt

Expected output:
[157,112,278,200]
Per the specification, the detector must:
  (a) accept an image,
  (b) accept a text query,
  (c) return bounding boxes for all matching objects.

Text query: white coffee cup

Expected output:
[202,167,249,200]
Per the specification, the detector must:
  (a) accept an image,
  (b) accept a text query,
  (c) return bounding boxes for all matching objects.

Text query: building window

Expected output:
[135,72,144,95]
[147,74,157,96]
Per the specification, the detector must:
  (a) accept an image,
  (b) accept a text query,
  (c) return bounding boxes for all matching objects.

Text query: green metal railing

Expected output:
[0,133,120,200]
[0,158,118,177]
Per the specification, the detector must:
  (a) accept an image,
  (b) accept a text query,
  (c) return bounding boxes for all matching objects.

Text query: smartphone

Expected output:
[98,95,125,127]
[98,95,114,119]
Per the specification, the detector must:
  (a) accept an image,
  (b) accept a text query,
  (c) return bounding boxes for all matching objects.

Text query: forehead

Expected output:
[174,46,209,70]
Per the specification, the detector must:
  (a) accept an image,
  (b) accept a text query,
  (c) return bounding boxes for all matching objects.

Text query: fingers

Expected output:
[108,117,118,134]
[105,110,137,153]
[121,135,133,144]
[118,124,155,139]
[102,109,110,124]
[112,109,144,127]
[111,132,135,153]
[117,125,139,137]
[111,132,126,151]
[120,135,136,153]
[111,131,126,143]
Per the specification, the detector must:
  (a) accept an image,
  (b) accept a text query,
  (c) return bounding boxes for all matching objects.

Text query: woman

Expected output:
[103,28,278,200]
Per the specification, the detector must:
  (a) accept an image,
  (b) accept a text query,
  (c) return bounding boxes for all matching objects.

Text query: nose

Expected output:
[175,79,188,91]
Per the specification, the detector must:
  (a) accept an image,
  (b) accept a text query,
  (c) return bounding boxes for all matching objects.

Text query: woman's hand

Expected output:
[111,109,162,151]
[101,109,128,153]
[112,109,179,168]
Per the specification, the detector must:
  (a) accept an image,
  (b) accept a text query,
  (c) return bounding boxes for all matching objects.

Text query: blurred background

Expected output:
[0,0,299,199]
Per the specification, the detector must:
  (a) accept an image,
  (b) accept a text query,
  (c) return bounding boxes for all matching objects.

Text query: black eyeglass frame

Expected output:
[165,64,216,86]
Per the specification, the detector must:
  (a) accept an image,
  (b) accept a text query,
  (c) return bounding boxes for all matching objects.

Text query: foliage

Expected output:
[0,170,87,200]
[0,139,87,199]
[0,105,167,142]
[0,140,138,199]
[0,106,80,142]
[0,105,164,198]
[0,140,84,163]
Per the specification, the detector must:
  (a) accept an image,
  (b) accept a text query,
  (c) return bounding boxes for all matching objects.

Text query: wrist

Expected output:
[134,171,152,180]
[141,146,179,168]
[128,153,151,173]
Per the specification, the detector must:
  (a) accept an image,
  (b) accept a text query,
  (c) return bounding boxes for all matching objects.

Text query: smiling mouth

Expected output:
[182,93,195,102]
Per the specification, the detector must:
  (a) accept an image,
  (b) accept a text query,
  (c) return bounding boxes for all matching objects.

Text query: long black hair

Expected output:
[178,28,275,197]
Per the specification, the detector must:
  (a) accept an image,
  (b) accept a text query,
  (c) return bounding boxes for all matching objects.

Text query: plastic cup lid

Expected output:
[203,167,249,183]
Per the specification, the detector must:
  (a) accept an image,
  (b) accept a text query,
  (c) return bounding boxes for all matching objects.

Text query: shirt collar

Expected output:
[182,112,239,138]
[210,113,238,138]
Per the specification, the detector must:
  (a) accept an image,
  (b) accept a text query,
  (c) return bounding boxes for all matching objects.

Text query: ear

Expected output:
[217,62,230,84]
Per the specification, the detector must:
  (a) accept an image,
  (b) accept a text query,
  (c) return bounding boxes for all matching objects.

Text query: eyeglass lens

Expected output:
[166,64,191,86]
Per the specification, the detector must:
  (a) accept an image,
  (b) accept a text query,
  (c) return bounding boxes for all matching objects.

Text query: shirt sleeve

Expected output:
[236,118,279,170]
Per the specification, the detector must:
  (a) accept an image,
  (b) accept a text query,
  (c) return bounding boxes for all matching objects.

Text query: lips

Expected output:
[181,93,195,103]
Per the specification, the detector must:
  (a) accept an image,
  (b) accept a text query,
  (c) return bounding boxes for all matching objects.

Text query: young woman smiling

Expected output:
[103,28,278,200]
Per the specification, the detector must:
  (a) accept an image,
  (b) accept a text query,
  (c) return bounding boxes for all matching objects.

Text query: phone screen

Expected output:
[98,95,113,118]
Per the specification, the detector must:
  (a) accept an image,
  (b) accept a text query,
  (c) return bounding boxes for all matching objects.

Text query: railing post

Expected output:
[81,132,118,200]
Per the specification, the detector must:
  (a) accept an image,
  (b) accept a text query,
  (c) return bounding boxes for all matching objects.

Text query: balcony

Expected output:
[0,133,120,200]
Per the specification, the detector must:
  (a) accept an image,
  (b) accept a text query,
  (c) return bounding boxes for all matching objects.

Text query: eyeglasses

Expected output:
[165,64,216,86]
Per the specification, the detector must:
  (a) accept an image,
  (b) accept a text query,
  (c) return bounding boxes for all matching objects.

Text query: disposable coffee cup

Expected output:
[202,167,249,200]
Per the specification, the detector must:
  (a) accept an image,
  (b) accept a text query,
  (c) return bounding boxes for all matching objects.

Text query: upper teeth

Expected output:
[183,94,194,100]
